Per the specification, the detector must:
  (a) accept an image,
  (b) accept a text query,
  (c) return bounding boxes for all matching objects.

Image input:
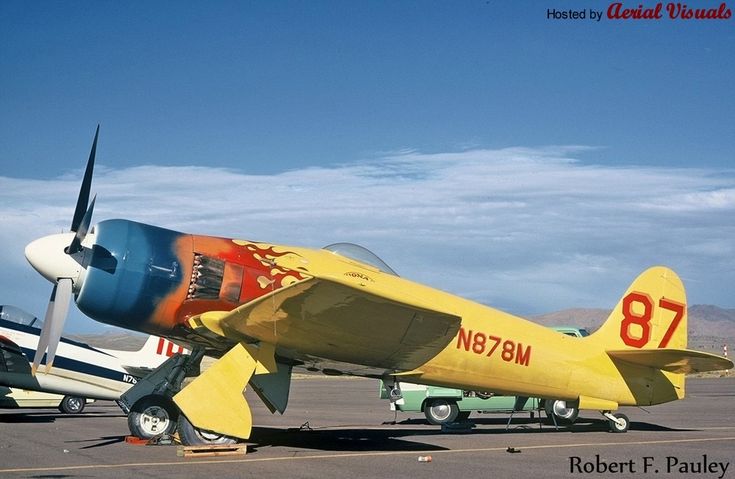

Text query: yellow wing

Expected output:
[197,276,461,371]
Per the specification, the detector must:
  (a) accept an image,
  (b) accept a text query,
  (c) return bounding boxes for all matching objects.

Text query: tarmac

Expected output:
[0,376,732,478]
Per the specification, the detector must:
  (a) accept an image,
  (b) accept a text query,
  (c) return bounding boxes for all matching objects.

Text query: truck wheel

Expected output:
[177,414,237,446]
[544,399,578,424]
[128,396,178,439]
[424,398,459,425]
[609,413,629,433]
[58,395,85,414]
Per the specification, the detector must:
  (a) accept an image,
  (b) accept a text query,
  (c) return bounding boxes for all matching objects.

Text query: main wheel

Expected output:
[544,399,579,424]
[127,396,178,439]
[58,395,85,414]
[177,414,237,446]
[424,398,460,425]
[608,413,629,433]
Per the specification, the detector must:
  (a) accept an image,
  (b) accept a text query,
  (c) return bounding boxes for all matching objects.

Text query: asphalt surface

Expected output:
[0,376,733,478]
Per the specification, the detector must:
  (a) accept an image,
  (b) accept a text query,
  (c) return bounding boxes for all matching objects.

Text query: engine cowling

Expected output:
[76,219,191,335]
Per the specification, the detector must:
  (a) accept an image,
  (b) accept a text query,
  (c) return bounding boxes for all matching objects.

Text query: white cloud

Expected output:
[1,147,733,332]
[641,188,735,212]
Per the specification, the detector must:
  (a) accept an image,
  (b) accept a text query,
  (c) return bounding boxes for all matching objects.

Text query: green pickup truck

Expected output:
[380,326,589,425]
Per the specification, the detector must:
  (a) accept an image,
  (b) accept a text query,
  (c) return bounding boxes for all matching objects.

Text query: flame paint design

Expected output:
[147,236,305,331]
[236,240,305,290]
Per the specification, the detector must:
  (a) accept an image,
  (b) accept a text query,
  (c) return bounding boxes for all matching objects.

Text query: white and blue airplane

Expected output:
[0,304,186,414]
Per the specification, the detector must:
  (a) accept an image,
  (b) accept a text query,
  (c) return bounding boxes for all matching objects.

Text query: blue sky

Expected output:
[1,2,733,332]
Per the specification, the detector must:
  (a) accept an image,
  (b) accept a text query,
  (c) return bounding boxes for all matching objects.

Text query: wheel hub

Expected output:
[141,406,170,435]
[431,403,451,420]
[552,400,574,419]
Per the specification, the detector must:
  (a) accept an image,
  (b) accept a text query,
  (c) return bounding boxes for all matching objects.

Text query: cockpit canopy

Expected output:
[0,305,43,328]
[322,243,398,276]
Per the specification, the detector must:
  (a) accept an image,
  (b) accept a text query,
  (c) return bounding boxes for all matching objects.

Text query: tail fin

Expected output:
[590,267,732,405]
[592,266,687,350]
[136,336,188,363]
[104,336,189,376]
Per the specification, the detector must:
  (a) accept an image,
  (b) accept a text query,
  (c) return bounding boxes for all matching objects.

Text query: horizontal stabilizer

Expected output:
[607,348,733,374]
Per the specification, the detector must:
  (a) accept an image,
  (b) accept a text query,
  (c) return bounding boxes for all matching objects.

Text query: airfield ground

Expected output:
[0,376,732,478]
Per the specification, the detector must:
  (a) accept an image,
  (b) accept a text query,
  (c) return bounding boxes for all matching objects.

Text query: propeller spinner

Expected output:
[25,126,99,373]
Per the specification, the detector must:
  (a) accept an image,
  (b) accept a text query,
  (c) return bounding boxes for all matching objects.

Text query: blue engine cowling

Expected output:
[76,219,191,334]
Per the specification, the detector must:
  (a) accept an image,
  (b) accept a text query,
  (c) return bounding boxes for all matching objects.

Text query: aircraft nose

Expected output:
[25,233,84,285]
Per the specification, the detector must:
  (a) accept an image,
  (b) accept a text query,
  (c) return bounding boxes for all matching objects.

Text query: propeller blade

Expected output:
[43,278,73,372]
[31,279,73,374]
[70,125,99,233]
[67,194,96,254]
[32,284,58,375]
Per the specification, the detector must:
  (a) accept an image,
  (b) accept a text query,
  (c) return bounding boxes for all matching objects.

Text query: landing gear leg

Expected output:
[118,348,204,439]
[381,377,402,402]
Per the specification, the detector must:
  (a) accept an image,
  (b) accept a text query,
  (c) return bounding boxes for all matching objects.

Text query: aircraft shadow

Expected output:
[2,417,692,454]
[68,435,127,449]
[24,475,81,479]
[491,417,693,433]
[398,415,694,433]
[249,426,449,453]
[0,411,125,424]
[0,412,56,423]
[247,417,697,452]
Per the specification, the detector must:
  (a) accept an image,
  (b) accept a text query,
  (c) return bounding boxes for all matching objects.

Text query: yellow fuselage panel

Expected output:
[268,247,671,408]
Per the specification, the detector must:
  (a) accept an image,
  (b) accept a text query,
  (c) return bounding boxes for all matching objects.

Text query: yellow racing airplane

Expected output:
[24,128,733,444]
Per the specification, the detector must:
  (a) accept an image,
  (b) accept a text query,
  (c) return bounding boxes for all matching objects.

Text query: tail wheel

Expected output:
[177,414,237,446]
[127,396,178,439]
[424,398,460,425]
[59,395,85,414]
[609,413,630,433]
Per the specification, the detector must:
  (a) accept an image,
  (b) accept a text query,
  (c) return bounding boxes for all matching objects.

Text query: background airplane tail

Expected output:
[102,335,189,372]
[135,336,188,365]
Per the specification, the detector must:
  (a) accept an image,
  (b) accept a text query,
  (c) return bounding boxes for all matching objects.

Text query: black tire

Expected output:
[424,398,460,425]
[609,413,630,433]
[127,396,178,439]
[58,395,85,414]
[177,414,237,446]
[457,410,471,421]
[544,399,579,424]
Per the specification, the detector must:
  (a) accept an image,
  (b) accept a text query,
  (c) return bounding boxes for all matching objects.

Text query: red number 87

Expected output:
[619,292,685,348]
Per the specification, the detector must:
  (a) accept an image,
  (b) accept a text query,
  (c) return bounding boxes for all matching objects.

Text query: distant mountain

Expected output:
[689,304,735,323]
[530,308,609,332]
[69,331,148,351]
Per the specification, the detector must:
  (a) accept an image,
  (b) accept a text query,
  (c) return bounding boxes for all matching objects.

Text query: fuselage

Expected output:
[0,317,139,400]
[61,219,679,409]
